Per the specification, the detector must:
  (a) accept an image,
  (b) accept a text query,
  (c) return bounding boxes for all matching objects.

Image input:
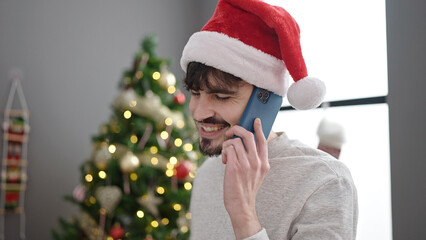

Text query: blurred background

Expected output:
[0,0,425,239]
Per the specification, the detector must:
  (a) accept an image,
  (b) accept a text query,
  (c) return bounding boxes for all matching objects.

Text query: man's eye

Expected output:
[191,91,200,96]
[215,95,230,101]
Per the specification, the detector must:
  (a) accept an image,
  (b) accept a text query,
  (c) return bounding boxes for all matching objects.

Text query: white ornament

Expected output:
[95,186,122,213]
[119,151,140,173]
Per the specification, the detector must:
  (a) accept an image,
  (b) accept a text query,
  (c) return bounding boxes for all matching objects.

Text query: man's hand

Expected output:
[222,118,270,240]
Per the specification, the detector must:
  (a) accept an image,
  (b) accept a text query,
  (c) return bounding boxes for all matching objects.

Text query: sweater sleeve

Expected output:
[242,228,269,240]
[290,176,358,240]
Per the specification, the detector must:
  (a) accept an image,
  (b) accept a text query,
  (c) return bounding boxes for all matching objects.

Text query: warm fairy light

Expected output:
[151,157,159,165]
[129,100,137,107]
[173,203,182,211]
[169,156,177,165]
[186,212,191,219]
[107,236,113,240]
[184,182,192,190]
[135,70,143,79]
[160,131,169,140]
[183,143,193,152]
[89,196,96,204]
[150,146,158,154]
[136,210,144,218]
[151,220,159,228]
[176,120,185,129]
[165,117,173,126]
[98,171,107,179]
[130,134,138,144]
[165,169,174,177]
[156,186,165,195]
[174,138,183,147]
[161,218,169,225]
[167,86,176,94]
[85,174,93,182]
[189,172,195,178]
[108,144,116,153]
[130,173,138,181]
[166,163,174,170]
[152,71,161,80]
[181,226,189,233]
[124,110,132,119]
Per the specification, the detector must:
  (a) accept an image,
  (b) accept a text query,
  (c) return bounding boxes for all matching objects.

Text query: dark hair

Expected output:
[184,62,242,91]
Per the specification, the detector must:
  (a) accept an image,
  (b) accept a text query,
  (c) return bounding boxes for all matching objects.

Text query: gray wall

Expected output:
[0,0,206,239]
[387,0,426,239]
[1,0,426,239]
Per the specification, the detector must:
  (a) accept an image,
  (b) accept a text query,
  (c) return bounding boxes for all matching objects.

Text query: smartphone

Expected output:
[236,87,283,141]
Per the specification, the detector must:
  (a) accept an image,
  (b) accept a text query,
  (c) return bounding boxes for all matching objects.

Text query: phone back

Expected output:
[237,87,283,140]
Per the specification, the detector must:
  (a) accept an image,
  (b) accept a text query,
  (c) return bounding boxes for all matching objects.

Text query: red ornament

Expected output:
[109,224,125,239]
[174,160,192,180]
[174,92,186,104]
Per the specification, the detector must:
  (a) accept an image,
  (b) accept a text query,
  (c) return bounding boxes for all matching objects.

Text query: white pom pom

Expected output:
[287,77,326,110]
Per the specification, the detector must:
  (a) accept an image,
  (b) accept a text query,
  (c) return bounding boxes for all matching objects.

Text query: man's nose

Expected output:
[191,96,214,121]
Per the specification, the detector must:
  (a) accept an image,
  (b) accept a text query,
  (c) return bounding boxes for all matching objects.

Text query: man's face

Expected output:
[189,75,253,156]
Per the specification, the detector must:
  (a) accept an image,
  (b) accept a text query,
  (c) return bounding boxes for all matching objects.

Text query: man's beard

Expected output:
[199,135,231,156]
[195,117,231,156]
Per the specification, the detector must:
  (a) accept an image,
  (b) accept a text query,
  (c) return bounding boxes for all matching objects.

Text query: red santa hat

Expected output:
[181,0,326,110]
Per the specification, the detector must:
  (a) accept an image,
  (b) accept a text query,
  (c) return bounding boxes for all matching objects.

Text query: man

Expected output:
[180,0,358,239]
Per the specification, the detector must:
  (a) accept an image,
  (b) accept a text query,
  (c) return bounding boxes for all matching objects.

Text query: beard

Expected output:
[195,117,231,156]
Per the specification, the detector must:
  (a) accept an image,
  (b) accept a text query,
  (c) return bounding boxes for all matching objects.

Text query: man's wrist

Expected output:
[229,212,262,240]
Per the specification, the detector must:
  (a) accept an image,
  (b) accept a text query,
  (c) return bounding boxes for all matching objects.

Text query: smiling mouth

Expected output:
[201,126,226,132]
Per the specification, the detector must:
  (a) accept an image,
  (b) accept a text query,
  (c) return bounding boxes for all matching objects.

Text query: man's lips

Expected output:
[198,123,228,138]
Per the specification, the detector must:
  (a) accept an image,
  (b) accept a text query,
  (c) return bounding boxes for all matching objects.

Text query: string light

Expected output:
[135,70,143,79]
[98,171,107,179]
[129,100,137,107]
[173,203,182,211]
[166,163,174,170]
[165,169,174,177]
[160,131,169,140]
[174,138,183,147]
[130,134,138,144]
[164,117,173,126]
[167,86,176,94]
[184,182,192,190]
[107,237,114,240]
[169,156,177,165]
[150,146,158,154]
[186,212,191,219]
[85,174,93,183]
[123,110,132,119]
[130,173,138,181]
[161,218,169,225]
[136,210,144,218]
[156,186,165,195]
[152,72,161,80]
[183,143,193,152]
[189,172,195,178]
[181,226,189,233]
[151,220,159,228]
[108,144,116,153]
[151,157,159,165]
[89,196,96,204]
[176,120,185,129]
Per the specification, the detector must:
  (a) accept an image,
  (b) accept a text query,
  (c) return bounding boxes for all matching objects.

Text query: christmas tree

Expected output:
[52,36,202,240]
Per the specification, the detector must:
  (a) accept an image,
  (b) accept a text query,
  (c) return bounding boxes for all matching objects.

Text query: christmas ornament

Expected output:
[109,223,125,240]
[174,92,186,105]
[95,186,122,213]
[174,160,192,180]
[72,184,86,202]
[78,211,100,240]
[94,145,112,170]
[138,190,163,218]
[119,151,140,173]
[317,118,346,159]
[159,68,176,89]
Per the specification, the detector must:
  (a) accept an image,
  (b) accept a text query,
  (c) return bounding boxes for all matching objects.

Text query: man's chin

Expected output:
[199,138,223,157]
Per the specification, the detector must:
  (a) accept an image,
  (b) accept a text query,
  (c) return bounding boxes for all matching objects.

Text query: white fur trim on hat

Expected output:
[181,31,289,96]
[287,77,326,110]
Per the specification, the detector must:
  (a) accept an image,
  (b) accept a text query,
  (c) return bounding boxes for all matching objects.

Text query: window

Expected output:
[266,0,392,239]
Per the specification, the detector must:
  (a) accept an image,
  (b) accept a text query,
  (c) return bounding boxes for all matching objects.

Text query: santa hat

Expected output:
[181,0,326,110]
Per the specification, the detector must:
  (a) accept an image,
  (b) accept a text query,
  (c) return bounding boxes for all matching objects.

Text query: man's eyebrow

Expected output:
[205,87,237,95]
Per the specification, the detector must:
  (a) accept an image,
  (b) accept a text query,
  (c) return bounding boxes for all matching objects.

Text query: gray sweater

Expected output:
[189,133,358,239]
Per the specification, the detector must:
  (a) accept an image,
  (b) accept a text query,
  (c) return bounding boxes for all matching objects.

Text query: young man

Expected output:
[180,0,358,239]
